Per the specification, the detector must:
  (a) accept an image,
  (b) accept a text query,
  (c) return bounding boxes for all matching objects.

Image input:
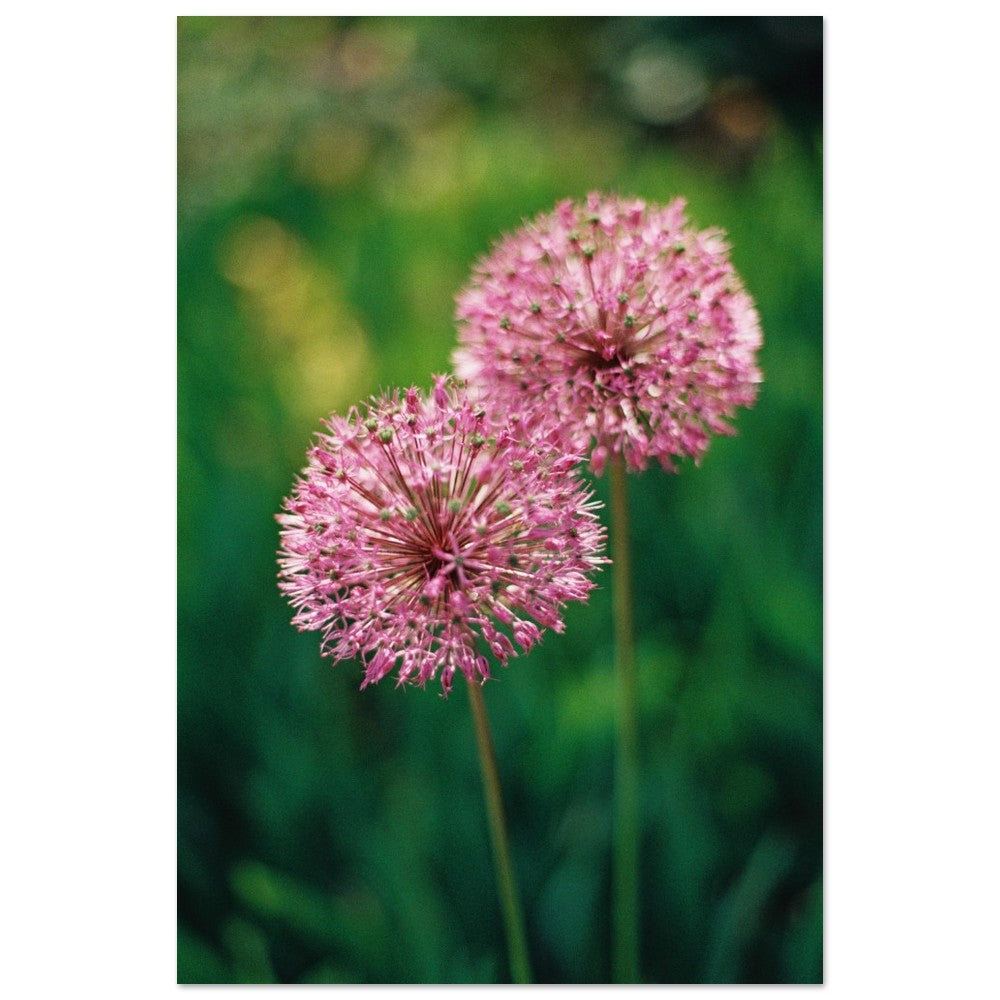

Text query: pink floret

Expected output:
[277,377,607,694]
[455,192,763,474]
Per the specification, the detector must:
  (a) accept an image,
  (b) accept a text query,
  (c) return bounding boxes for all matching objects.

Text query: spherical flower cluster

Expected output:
[454,192,763,474]
[277,378,607,694]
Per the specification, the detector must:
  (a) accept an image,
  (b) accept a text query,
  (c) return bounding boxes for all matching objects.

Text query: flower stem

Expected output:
[609,455,640,983]
[468,679,533,984]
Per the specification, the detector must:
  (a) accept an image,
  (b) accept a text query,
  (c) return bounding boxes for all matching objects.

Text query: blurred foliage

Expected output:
[178,15,822,985]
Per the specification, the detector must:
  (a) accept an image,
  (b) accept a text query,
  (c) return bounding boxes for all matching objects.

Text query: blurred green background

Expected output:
[178,15,822,985]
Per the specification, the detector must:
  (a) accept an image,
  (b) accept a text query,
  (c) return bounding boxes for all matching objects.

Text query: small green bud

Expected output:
[379,508,392,522]
[530,302,541,314]
[364,417,378,432]
[403,507,419,521]
[378,427,393,443]
[495,501,512,516]
[499,316,511,329]
[447,499,462,513]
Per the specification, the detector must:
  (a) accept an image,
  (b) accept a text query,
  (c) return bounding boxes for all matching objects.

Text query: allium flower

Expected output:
[455,192,763,474]
[277,378,607,694]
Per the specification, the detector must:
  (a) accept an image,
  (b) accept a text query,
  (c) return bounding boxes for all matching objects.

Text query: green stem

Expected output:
[609,455,640,983]
[468,680,533,984]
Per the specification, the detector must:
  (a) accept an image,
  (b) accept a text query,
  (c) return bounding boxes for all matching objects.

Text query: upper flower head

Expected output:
[454,192,763,475]
[277,377,607,695]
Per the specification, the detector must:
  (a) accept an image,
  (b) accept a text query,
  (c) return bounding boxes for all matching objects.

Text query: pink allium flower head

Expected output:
[277,377,607,695]
[455,192,763,474]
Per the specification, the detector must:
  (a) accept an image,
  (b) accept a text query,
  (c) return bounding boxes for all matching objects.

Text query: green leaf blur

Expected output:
[178,15,822,985]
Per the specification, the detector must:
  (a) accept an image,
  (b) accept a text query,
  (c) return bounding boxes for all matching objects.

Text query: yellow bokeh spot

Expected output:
[219,216,372,422]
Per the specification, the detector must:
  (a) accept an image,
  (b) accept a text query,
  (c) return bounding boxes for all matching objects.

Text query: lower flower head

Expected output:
[277,377,607,694]
[454,192,763,474]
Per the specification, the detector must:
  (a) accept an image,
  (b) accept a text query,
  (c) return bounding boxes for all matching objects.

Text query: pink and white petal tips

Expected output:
[454,192,764,475]
[276,377,608,695]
